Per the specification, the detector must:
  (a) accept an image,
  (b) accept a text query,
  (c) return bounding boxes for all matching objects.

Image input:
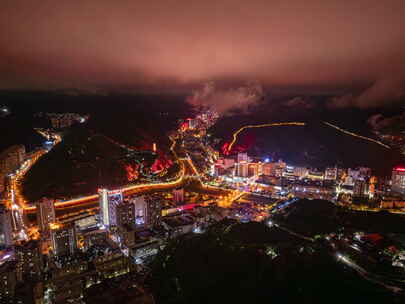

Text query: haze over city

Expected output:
[1,0,405,108]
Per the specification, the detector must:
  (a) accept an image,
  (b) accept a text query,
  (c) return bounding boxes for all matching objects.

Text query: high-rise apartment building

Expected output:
[235,162,249,177]
[248,163,261,177]
[145,195,161,227]
[50,224,77,256]
[262,163,274,176]
[15,240,42,282]
[116,200,136,228]
[0,145,25,193]
[172,188,184,204]
[353,179,369,198]
[37,198,55,238]
[0,262,17,298]
[237,153,248,163]
[98,188,109,227]
[0,205,13,248]
[131,196,148,227]
[274,160,286,178]
[282,166,296,180]
[324,167,338,180]
[98,189,123,228]
[107,191,123,227]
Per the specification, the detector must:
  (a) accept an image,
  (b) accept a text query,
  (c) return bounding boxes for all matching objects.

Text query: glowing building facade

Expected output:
[98,188,109,227]
[107,191,123,227]
[235,162,249,177]
[98,189,125,229]
[324,167,338,180]
[50,224,77,256]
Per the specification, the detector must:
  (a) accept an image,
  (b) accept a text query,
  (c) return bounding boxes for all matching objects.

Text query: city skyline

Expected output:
[1,1,405,303]
[0,102,404,303]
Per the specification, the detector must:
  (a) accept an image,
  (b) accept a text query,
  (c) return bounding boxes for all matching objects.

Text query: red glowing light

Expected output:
[221,133,254,155]
[108,189,123,195]
[151,153,173,173]
[180,122,189,131]
[125,163,139,181]
[221,142,231,155]
[177,203,196,211]
[395,167,405,172]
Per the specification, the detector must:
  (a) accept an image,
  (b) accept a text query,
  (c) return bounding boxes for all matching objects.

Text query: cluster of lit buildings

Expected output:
[0,183,220,302]
[0,110,226,302]
[212,152,336,181]
[34,112,89,129]
[0,191,156,302]
[98,189,161,251]
[1,107,404,302]
[0,145,25,194]
[27,190,165,261]
[180,110,219,132]
[210,152,405,202]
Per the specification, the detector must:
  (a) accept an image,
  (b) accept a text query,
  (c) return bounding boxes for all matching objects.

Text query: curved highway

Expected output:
[23,136,190,214]
[23,134,228,215]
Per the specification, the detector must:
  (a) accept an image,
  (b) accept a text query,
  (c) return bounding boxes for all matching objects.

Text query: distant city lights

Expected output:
[1,107,8,113]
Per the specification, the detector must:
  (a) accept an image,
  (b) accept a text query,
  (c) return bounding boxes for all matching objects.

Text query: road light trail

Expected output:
[23,134,207,214]
[186,156,200,176]
[224,122,306,154]
[23,158,187,213]
[335,252,403,293]
[323,121,391,149]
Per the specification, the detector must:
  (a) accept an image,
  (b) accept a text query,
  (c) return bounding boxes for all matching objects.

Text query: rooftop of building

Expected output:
[135,228,156,239]
[162,214,195,228]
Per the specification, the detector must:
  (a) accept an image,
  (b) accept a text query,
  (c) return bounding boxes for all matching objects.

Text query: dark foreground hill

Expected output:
[149,220,400,304]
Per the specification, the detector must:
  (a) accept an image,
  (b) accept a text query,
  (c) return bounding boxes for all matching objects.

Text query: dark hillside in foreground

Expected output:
[149,220,399,304]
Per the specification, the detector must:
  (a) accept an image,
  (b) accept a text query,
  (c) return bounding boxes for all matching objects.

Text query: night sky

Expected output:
[1,0,404,109]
